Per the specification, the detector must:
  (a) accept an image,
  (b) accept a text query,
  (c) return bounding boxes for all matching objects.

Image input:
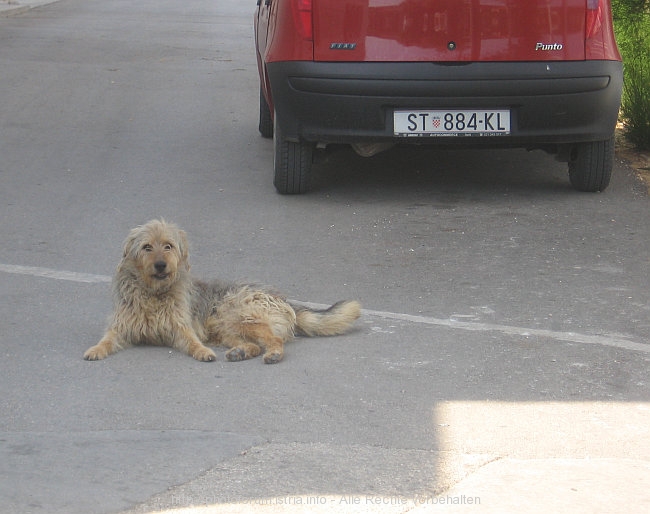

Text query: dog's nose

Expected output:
[154,261,167,272]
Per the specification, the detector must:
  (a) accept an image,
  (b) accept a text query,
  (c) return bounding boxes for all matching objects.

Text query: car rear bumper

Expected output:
[267,60,622,147]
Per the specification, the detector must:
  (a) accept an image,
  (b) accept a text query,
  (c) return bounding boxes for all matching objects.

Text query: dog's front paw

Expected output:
[84,344,109,361]
[192,346,216,362]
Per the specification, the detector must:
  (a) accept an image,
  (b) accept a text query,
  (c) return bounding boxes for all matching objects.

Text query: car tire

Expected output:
[258,87,273,139]
[273,113,313,194]
[568,137,614,192]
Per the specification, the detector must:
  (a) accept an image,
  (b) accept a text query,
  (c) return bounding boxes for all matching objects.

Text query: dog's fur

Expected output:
[83,219,361,364]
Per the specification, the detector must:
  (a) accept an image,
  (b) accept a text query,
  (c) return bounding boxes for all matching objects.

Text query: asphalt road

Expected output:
[1,1,649,513]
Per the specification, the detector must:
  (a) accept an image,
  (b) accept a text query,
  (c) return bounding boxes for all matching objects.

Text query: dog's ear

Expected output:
[122,227,140,259]
[176,228,190,270]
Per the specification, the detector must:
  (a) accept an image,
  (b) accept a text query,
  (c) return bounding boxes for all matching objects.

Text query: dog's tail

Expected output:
[293,300,361,337]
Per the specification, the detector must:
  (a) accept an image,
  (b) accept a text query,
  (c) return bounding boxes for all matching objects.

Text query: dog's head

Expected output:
[120,219,190,292]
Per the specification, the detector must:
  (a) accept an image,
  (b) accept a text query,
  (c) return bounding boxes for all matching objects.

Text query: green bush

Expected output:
[612,0,650,150]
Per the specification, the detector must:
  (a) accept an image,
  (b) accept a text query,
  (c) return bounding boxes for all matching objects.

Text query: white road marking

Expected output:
[0,263,111,284]
[363,307,650,354]
[1,262,647,354]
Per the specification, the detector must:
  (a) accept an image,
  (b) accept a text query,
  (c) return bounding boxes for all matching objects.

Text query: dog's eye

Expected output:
[142,244,153,252]
[163,243,173,251]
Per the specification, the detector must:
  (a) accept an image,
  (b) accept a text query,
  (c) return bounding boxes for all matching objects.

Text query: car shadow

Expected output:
[309,144,575,200]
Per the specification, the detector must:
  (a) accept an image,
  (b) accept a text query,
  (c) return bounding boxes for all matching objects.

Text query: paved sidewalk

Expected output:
[118,457,650,514]
[119,402,650,514]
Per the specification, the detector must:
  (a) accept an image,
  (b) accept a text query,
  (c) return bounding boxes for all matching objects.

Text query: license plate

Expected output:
[394,109,511,137]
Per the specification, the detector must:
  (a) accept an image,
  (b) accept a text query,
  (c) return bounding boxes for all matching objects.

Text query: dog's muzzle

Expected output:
[153,261,169,280]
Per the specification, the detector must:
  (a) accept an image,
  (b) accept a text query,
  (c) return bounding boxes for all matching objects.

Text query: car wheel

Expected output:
[258,87,273,139]
[273,113,313,194]
[568,137,614,192]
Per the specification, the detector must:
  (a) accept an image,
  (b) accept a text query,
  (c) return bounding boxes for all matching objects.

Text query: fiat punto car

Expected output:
[254,0,622,194]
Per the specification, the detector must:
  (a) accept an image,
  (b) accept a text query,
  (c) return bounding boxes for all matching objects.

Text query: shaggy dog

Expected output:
[83,219,361,364]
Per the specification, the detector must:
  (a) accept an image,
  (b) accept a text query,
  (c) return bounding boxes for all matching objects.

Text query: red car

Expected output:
[254,0,622,194]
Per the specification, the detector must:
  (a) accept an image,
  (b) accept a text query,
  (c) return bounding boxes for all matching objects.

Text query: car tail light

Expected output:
[264,0,313,62]
[292,0,313,41]
[586,0,603,38]
[585,0,621,60]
